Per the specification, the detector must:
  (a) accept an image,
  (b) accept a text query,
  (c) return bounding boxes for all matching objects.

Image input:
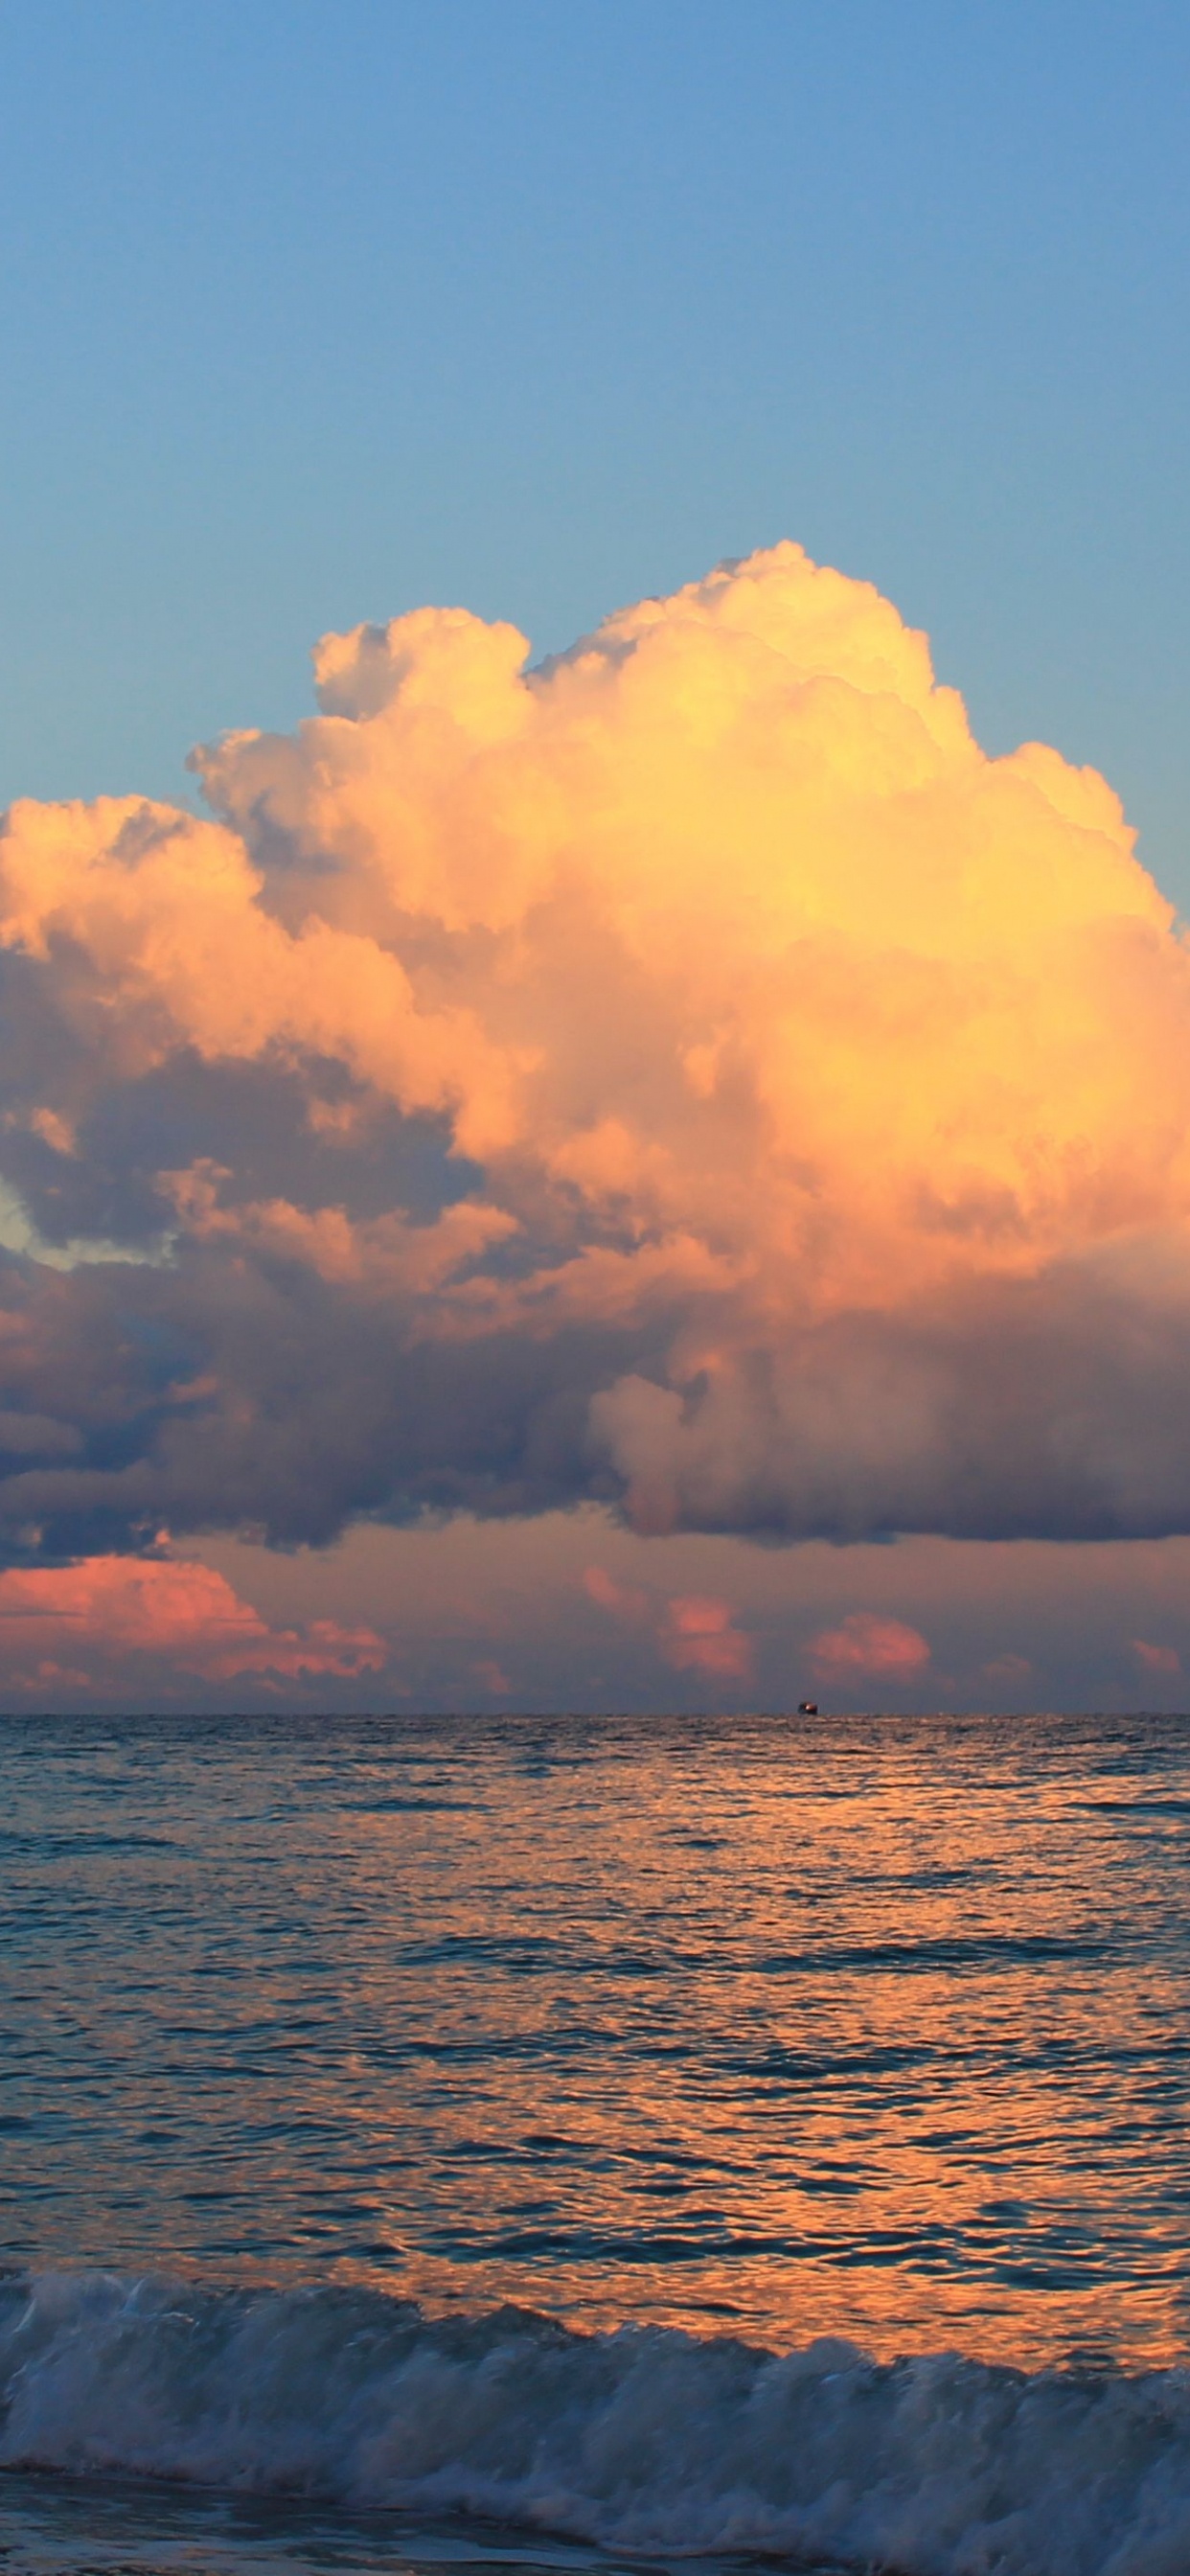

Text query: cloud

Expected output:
[583,1563,650,1623]
[659,1595,752,1681]
[469,1655,513,1696]
[810,1612,930,1680]
[0,1551,383,1693]
[2,540,1190,1566]
[1132,1638,1181,1676]
[584,1561,752,1682]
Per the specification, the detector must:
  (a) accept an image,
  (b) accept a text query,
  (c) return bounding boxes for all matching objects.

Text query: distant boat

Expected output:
[797,1699,818,1715]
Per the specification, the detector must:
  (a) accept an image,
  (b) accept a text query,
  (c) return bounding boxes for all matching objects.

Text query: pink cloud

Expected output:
[810,1611,930,1680]
[660,1594,753,1679]
[1133,1638,1181,1676]
[584,1565,752,1680]
[0,1552,384,1690]
[469,1655,512,1695]
[583,1563,650,1623]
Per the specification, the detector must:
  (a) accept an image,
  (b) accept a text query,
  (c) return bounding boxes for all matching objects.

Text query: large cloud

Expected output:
[0,540,1188,1563]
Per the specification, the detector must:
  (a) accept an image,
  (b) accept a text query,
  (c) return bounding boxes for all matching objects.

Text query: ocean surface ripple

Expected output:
[5,1711,1190,2576]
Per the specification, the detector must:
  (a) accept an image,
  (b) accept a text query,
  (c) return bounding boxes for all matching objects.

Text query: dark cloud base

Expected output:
[2,1236,1189,1566]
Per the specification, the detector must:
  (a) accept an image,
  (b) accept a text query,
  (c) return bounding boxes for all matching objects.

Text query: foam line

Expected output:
[4,2271,1190,2575]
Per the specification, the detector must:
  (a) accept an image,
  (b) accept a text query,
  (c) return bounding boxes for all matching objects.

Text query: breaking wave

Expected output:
[3,2270,1190,2576]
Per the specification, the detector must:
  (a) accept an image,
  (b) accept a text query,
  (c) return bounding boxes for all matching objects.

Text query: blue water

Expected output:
[4,1711,1190,2576]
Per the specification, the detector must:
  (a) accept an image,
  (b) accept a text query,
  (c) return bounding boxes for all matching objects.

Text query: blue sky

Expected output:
[2,1,1188,894]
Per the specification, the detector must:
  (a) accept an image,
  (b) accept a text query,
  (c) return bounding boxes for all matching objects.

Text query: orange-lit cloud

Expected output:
[810,1611,930,1680]
[0,1552,383,1693]
[1,541,1190,1566]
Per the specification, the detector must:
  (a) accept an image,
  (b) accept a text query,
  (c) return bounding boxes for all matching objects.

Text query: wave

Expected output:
[3,2270,1190,2576]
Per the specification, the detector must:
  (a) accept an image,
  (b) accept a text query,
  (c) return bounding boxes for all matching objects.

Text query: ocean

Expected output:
[3,1710,1190,2576]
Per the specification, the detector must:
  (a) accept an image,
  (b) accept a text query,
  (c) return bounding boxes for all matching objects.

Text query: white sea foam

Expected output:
[3,2271,1190,2576]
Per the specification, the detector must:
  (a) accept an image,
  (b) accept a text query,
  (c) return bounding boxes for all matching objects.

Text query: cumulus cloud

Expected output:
[1132,1638,1181,1676]
[0,1552,383,1694]
[584,1562,752,1681]
[1,540,1190,1566]
[809,1612,931,1681]
[659,1596,753,1681]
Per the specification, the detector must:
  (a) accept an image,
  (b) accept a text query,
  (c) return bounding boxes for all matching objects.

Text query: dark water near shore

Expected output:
[4,1710,1190,2576]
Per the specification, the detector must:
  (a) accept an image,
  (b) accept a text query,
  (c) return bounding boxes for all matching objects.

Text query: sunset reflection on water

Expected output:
[3,1711,1189,2372]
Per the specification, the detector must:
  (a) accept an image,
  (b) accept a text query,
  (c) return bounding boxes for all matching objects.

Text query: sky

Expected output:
[0,1,1188,1714]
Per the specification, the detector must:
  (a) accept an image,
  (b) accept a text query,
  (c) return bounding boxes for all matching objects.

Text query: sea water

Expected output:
[3,1711,1190,2575]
